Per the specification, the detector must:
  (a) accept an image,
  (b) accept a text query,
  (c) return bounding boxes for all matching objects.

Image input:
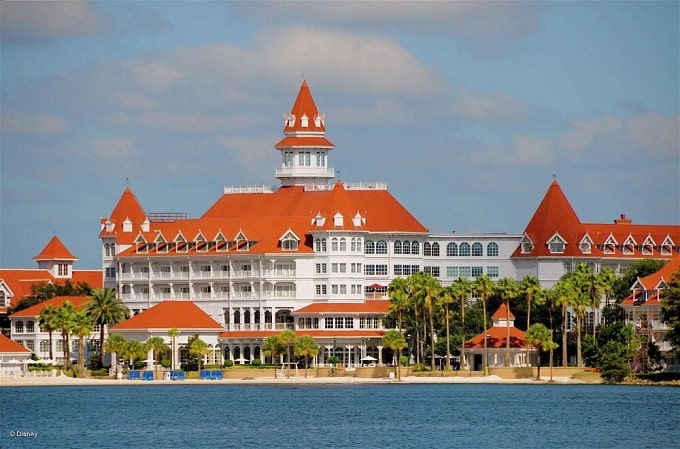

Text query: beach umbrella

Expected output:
[361,356,378,361]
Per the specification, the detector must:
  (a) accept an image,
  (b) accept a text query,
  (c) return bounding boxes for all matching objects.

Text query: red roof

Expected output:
[621,255,680,305]
[294,300,390,315]
[284,80,326,134]
[219,329,385,339]
[464,305,529,349]
[0,269,54,307]
[111,301,223,331]
[71,270,103,289]
[10,296,92,318]
[0,333,31,354]
[274,136,335,149]
[491,303,515,321]
[513,180,679,259]
[33,236,77,261]
[99,187,149,245]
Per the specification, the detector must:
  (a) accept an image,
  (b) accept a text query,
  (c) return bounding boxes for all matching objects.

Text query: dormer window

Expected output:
[154,234,168,253]
[195,233,208,252]
[279,229,300,252]
[123,218,132,233]
[353,212,364,227]
[135,235,148,253]
[520,235,534,254]
[642,235,655,255]
[661,236,674,255]
[301,114,308,128]
[175,234,187,253]
[285,114,296,127]
[141,219,150,232]
[623,235,636,255]
[314,114,324,127]
[314,212,325,227]
[235,230,248,252]
[334,212,343,227]
[579,235,593,254]
[547,234,566,254]
[215,232,227,252]
[604,235,617,254]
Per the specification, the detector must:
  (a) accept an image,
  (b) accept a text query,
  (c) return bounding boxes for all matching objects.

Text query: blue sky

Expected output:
[2,1,678,269]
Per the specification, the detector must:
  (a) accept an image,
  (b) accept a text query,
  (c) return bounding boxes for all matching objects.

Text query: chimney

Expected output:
[614,213,632,225]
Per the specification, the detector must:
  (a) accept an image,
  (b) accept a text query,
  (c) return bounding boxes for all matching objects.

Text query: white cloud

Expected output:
[2,112,71,136]
[1,1,110,43]
[453,87,531,124]
[91,136,134,160]
[133,62,182,91]
[559,116,622,154]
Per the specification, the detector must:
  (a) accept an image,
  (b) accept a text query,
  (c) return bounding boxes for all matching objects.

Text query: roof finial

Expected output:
[126,177,130,187]
[552,173,556,181]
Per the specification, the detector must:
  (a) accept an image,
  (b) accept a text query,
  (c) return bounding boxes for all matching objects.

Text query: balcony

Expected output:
[275,166,335,178]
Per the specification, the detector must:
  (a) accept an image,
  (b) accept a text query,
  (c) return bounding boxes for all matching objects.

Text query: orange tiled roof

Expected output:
[274,136,335,149]
[294,300,390,315]
[33,236,77,261]
[0,333,31,354]
[99,187,149,245]
[621,255,680,305]
[285,80,326,134]
[491,303,515,321]
[10,296,92,318]
[513,180,679,259]
[71,270,103,289]
[0,269,54,307]
[464,305,529,349]
[219,329,385,339]
[111,301,223,331]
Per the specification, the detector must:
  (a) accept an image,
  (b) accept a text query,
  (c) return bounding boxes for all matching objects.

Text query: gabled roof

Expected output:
[513,180,679,259]
[0,269,54,307]
[294,300,391,315]
[621,255,680,305]
[111,301,223,331]
[10,296,92,318]
[0,333,31,354]
[33,236,77,261]
[100,187,149,244]
[71,270,103,289]
[463,305,529,349]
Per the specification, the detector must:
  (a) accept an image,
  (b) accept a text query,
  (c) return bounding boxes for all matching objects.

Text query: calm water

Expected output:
[1,383,679,449]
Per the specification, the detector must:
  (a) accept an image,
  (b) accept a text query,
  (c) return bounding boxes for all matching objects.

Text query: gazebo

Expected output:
[460,304,536,372]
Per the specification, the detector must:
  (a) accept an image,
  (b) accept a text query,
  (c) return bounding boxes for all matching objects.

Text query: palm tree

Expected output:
[122,339,146,369]
[388,277,411,331]
[38,305,59,361]
[574,264,603,338]
[294,334,319,378]
[168,328,180,370]
[412,272,441,370]
[520,275,543,366]
[474,275,495,374]
[145,336,169,374]
[525,323,558,380]
[552,278,576,367]
[84,288,129,364]
[382,329,407,381]
[451,277,472,370]
[55,301,77,370]
[599,267,617,310]
[262,335,284,379]
[497,277,520,366]
[439,285,455,370]
[189,337,209,372]
[105,333,127,376]
[72,311,93,376]
[279,329,297,378]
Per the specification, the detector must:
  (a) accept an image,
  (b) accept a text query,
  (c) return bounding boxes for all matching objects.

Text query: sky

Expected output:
[1,1,679,269]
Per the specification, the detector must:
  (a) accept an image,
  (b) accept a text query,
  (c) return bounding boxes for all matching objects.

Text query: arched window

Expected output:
[26,321,35,333]
[365,240,375,254]
[487,242,499,257]
[351,237,361,252]
[431,243,440,257]
[447,242,458,257]
[394,241,402,254]
[15,321,24,333]
[402,241,411,255]
[472,242,483,257]
[331,238,339,252]
[411,241,420,255]
[376,240,388,254]
[315,238,327,253]
[424,242,432,256]
[339,238,347,252]
[459,242,471,256]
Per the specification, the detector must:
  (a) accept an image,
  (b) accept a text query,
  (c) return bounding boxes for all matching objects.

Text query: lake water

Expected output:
[1,383,679,449]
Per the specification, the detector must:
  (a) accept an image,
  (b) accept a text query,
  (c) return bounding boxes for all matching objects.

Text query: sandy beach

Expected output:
[0,373,577,387]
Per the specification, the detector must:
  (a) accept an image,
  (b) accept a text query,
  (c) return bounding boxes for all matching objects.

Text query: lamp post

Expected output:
[361,337,365,365]
[406,334,411,365]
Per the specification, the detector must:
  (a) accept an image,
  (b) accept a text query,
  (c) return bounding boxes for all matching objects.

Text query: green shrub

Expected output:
[400,355,410,366]
[327,356,339,366]
[89,368,110,377]
[133,360,146,370]
[224,360,234,368]
[251,359,262,367]
[160,359,171,368]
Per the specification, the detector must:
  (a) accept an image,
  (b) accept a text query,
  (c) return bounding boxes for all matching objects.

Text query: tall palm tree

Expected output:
[168,328,180,370]
[439,285,455,370]
[38,305,59,361]
[412,272,441,371]
[552,279,576,367]
[72,311,93,376]
[520,275,543,366]
[497,277,520,366]
[388,277,411,331]
[599,267,617,310]
[55,302,77,370]
[451,276,472,370]
[145,336,169,373]
[84,288,130,364]
[105,333,127,376]
[122,339,146,369]
[294,334,319,378]
[474,275,495,374]
[189,337,209,372]
[279,329,297,378]
[262,335,284,379]
[406,274,425,364]
[382,329,407,381]
[573,264,603,338]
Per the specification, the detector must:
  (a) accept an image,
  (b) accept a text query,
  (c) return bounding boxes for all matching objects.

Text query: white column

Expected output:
[377,346,383,365]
